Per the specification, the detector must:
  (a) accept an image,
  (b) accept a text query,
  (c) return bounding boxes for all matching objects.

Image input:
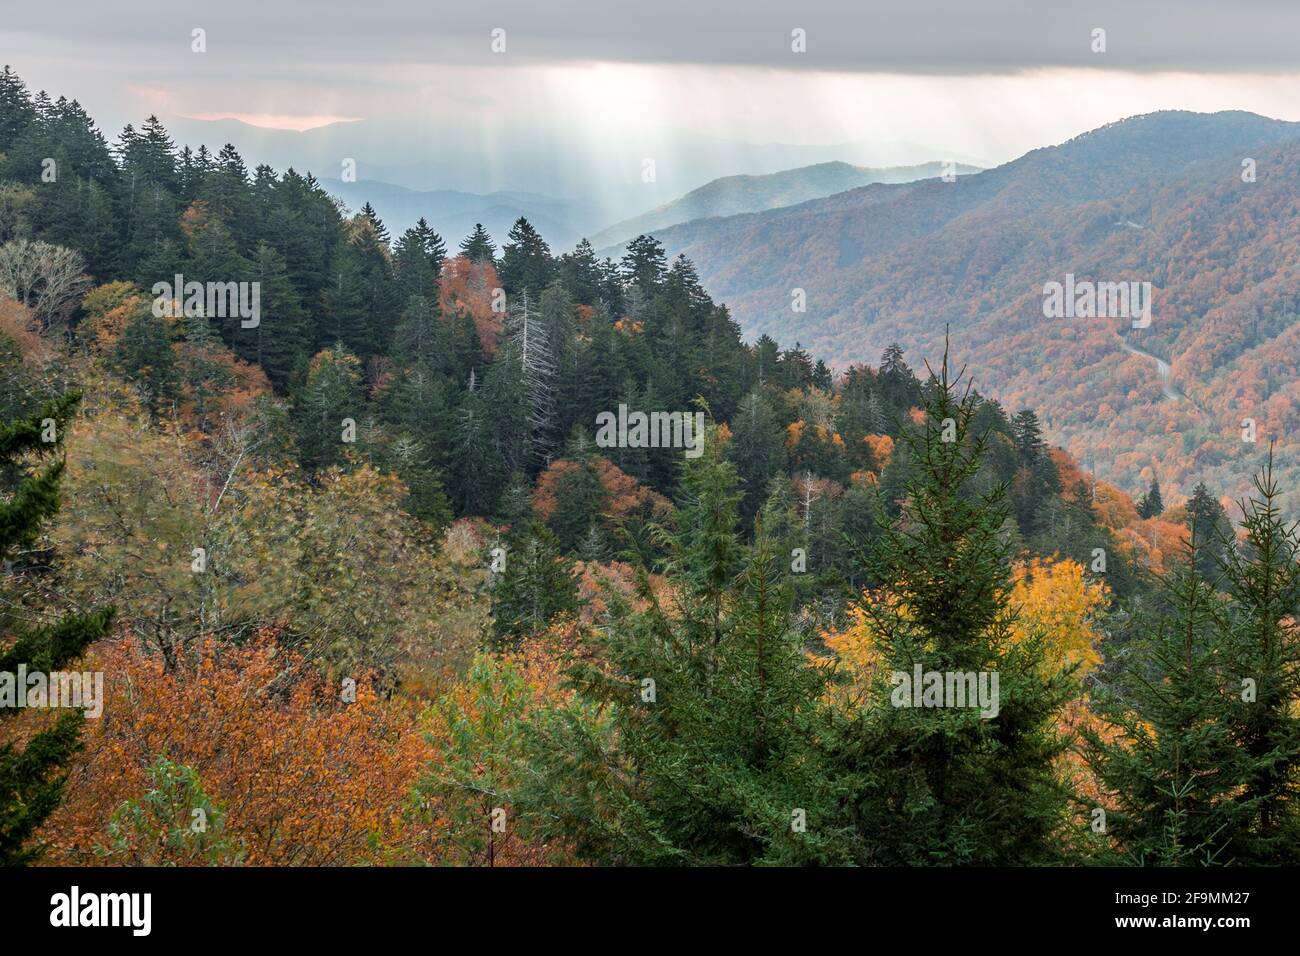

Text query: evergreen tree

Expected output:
[544,433,609,554]
[498,217,553,295]
[1184,481,1232,587]
[242,240,309,390]
[293,344,366,471]
[489,522,578,645]
[621,234,667,294]
[518,433,840,864]
[830,344,1078,865]
[0,393,114,865]
[459,223,496,263]
[115,302,178,412]
[1137,477,1165,519]
[359,202,390,246]
[1219,453,1300,863]
[1084,529,1245,865]
[449,388,506,516]
[878,343,922,411]
[0,66,36,151]
[727,390,788,527]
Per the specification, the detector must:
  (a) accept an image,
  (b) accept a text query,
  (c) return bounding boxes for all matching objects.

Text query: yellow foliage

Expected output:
[1008,557,1108,676]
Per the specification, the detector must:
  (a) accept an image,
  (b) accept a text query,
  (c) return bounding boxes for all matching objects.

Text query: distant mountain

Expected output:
[633,111,1300,510]
[161,114,984,234]
[590,160,980,248]
[317,178,602,250]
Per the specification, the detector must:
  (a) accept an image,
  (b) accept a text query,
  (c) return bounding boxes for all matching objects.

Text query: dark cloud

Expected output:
[6,0,1299,74]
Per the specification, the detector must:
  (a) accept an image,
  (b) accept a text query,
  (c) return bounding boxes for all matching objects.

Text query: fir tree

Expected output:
[518,433,841,864]
[489,522,578,645]
[1219,452,1300,863]
[1184,481,1232,587]
[0,393,114,865]
[1137,477,1165,519]
[498,217,553,295]
[1084,528,1245,865]
[832,343,1078,865]
[293,344,366,471]
[459,223,496,263]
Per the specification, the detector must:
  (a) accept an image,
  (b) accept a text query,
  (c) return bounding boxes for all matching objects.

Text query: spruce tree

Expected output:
[1184,482,1232,587]
[1137,477,1164,519]
[0,393,114,865]
[1083,527,1245,865]
[489,522,578,645]
[1219,452,1300,863]
[498,217,553,295]
[832,344,1078,865]
[459,223,496,263]
[292,344,365,471]
[518,432,841,864]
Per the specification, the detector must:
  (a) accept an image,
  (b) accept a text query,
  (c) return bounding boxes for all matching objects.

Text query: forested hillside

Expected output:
[590,160,981,249]
[634,111,1300,515]
[2,67,1299,867]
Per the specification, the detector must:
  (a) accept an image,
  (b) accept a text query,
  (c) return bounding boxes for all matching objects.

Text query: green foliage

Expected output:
[99,756,244,865]
[489,523,578,646]
[829,348,1079,865]
[0,393,113,865]
[518,436,844,864]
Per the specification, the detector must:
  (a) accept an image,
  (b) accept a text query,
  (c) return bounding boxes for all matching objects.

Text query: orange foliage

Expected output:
[532,456,670,525]
[40,634,429,866]
[0,293,49,363]
[439,255,503,354]
[862,433,894,473]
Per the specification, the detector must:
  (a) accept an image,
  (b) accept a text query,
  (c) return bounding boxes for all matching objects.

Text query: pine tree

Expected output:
[517,432,841,864]
[831,343,1078,865]
[459,223,496,263]
[0,393,114,865]
[489,522,578,645]
[1219,451,1300,863]
[1137,477,1165,519]
[1084,528,1245,865]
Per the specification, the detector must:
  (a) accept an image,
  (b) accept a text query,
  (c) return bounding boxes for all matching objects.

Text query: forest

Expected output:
[1,66,1298,867]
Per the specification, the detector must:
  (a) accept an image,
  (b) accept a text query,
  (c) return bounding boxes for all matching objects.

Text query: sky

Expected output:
[6,0,1300,197]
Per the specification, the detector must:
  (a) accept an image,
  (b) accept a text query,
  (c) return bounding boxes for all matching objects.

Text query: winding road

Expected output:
[1117,334,1206,419]
[1119,334,1181,402]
